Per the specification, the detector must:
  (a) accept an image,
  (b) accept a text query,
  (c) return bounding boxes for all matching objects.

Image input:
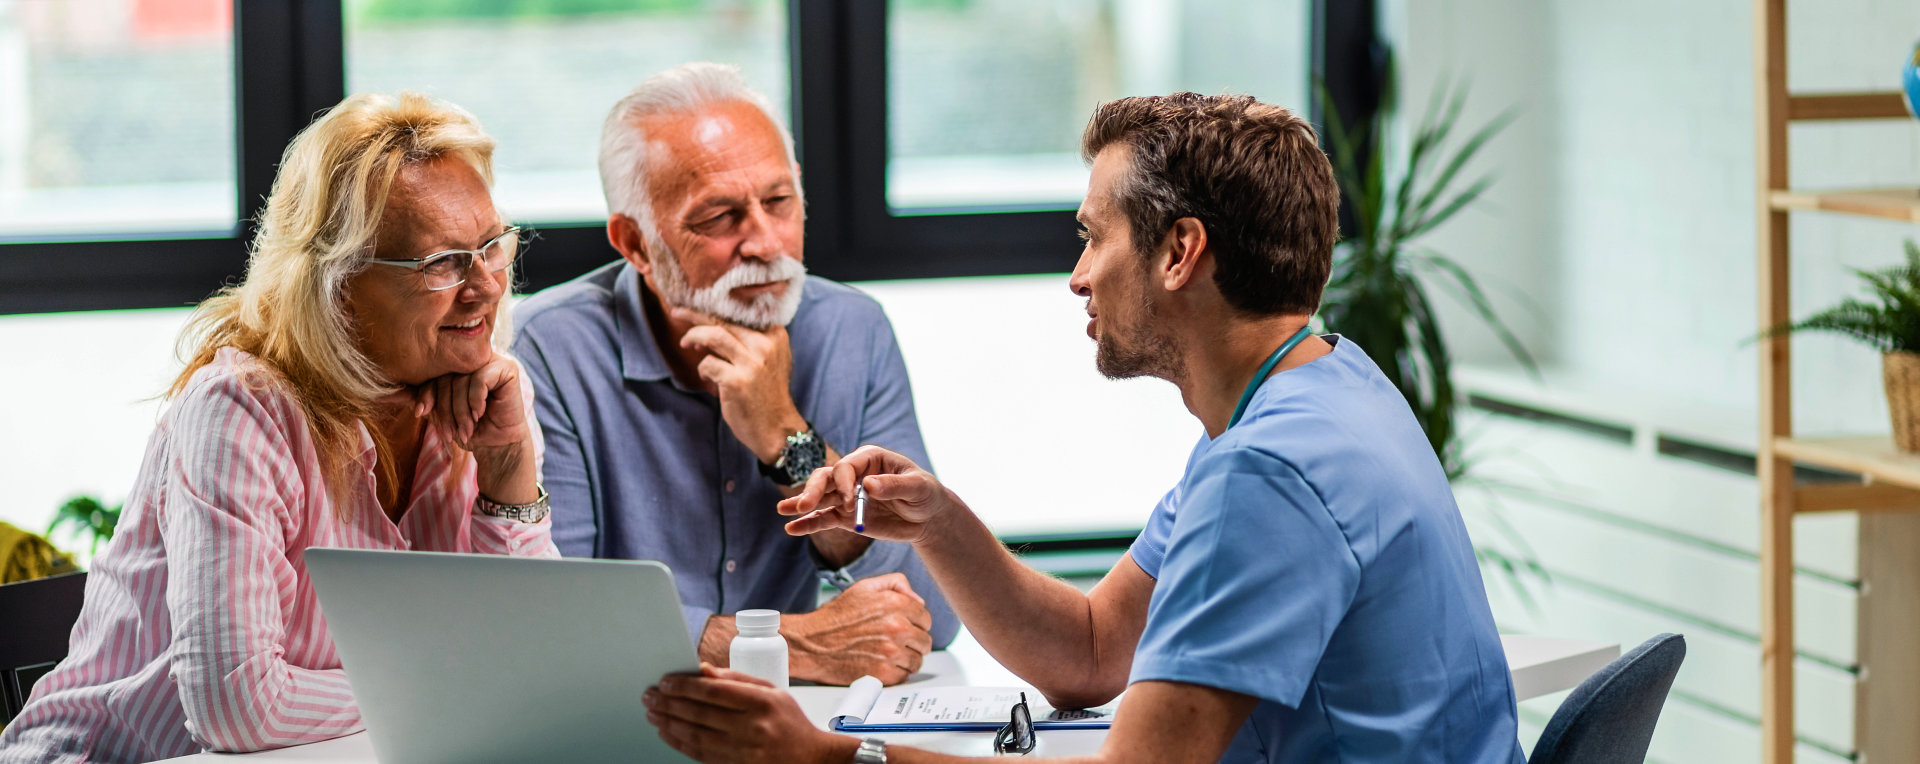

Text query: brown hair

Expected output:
[1080,92,1340,315]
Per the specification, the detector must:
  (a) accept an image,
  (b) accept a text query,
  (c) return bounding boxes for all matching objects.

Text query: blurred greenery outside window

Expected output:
[344,0,789,225]
[0,0,236,239]
[886,0,1308,213]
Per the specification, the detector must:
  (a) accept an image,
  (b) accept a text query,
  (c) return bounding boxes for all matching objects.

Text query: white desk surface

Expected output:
[159,633,1616,761]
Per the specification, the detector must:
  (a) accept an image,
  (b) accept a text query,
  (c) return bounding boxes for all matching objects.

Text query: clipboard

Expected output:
[827,676,1117,732]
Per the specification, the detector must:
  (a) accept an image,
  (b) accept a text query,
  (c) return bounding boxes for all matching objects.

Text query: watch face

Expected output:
[782,430,827,484]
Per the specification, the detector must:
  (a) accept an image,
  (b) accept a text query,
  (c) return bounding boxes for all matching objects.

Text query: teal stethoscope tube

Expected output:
[1228,326,1315,430]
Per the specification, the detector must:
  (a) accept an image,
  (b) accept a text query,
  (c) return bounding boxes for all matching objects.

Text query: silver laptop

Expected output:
[306,548,699,763]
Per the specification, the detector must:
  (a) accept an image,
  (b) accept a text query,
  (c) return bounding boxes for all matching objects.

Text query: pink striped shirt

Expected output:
[0,348,557,763]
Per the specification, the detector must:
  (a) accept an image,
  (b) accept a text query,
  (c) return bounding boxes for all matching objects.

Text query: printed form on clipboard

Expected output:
[828,676,1118,732]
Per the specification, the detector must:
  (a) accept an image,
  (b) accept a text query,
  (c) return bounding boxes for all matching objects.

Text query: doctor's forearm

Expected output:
[912,500,1109,703]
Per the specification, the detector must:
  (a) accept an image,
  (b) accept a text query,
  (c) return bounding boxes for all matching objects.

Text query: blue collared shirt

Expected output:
[1129,337,1523,763]
[511,261,958,647]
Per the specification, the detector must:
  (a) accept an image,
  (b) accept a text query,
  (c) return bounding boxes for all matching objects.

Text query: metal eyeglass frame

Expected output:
[993,692,1036,755]
[364,226,526,291]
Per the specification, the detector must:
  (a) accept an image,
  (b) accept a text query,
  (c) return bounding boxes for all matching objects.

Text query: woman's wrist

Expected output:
[472,436,537,505]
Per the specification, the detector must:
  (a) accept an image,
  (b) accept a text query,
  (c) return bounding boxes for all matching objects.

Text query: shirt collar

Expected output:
[614,262,674,384]
[355,421,378,467]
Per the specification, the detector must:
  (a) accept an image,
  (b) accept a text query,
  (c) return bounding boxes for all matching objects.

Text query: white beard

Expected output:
[651,250,808,330]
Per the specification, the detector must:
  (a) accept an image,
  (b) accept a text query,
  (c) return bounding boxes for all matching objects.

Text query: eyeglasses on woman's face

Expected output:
[366,226,526,291]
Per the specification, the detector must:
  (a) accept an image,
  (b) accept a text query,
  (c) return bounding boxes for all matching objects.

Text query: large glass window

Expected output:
[344,0,789,224]
[0,0,236,238]
[886,0,1309,212]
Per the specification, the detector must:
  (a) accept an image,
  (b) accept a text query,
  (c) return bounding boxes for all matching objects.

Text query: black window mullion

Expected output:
[817,1,1079,283]
[790,0,850,273]
[0,238,245,314]
[237,0,346,234]
[1310,0,1385,240]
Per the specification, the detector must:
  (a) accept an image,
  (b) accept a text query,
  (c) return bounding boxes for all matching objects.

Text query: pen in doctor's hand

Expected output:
[855,484,867,533]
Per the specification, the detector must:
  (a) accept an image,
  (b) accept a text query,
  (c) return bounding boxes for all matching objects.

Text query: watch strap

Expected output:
[852,737,887,764]
[756,449,792,482]
[475,484,550,523]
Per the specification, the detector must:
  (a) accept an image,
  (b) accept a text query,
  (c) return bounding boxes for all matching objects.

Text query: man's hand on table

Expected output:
[786,573,934,685]
[695,573,932,686]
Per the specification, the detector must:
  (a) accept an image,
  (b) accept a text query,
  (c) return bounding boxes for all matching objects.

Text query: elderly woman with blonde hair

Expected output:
[0,92,555,763]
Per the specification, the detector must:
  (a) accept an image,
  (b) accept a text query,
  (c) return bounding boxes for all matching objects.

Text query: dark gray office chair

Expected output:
[0,571,88,726]
[1527,633,1686,764]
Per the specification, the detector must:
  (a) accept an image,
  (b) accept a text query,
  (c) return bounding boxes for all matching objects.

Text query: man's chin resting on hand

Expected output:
[511,61,960,687]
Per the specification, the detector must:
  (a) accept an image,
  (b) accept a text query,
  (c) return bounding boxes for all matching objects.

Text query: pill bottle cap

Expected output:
[736,609,781,634]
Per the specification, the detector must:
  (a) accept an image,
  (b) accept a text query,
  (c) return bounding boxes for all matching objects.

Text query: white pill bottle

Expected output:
[729,609,790,689]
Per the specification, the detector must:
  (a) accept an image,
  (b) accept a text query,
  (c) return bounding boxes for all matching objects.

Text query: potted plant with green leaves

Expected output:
[1316,68,1548,604]
[48,495,123,557]
[1767,239,1920,451]
[1316,72,1539,478]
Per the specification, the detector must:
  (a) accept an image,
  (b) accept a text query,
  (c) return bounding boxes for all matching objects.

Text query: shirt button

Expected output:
[725,559,738,573]
[725,479,737,493]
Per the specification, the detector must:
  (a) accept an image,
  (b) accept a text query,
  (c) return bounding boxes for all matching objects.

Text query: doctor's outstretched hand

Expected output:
[778,445,967,547]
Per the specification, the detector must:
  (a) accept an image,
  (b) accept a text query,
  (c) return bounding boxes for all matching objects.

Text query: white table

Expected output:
[159,633,1616,761]
[1500,634,1618,702]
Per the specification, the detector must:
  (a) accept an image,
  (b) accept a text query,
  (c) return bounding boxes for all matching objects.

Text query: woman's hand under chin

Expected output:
[413,353,540,505]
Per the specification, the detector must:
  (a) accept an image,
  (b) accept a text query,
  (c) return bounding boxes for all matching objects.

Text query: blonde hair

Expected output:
[170,91,502,513]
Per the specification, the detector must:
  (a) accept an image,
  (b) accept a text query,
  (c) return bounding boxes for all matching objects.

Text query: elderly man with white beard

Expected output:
[512,63,957,686]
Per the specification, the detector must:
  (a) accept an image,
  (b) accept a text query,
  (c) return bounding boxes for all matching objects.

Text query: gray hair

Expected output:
[597,62,801,248]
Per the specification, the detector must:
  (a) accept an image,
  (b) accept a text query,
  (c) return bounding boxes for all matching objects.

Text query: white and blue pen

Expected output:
[854,484,867,533]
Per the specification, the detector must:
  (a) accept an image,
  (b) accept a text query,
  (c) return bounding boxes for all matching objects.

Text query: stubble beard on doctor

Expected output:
[1093,262,1184,382]
[646,227,808,330]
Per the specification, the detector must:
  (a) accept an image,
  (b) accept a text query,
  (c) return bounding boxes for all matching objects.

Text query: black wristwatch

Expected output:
[758,427,827,487]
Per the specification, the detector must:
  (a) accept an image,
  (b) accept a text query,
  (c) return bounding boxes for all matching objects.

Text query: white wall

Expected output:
[1393,0,1920,761]
[1396,0,1920,439]
[1379,0,1559,368]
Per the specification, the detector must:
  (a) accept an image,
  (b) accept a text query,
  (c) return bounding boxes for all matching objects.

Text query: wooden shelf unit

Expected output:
[1773,436,1920,491]
[1768,188,1920,223]
[1785,91,1910,121]
[1755,3,1920,763]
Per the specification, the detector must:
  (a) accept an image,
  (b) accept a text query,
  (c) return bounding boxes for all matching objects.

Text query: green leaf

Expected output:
[1395,80,1452,231]
[1404,275,1457,460]
[49,495,122,556]
[1406,107,1516,235]
[1403,175,1498,240]
[1416,252,1542,377]
[1757,241,1920,353]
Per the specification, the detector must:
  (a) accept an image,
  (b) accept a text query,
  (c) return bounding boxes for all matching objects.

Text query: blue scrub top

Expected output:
[1128,337,1523,764]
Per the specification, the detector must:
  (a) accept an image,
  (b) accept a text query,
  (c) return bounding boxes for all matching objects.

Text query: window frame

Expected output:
[791,0,1084,284]
[0,0,344,314]
[0,0,1376,314]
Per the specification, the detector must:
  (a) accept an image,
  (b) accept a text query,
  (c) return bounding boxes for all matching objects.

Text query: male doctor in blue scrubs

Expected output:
[641,92,1525,764]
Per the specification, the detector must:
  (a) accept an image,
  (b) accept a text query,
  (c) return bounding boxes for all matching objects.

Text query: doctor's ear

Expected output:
[1160,217,1209,292]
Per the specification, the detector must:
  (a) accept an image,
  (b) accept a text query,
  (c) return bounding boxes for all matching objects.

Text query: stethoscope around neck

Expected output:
[1227,326,1314,430]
